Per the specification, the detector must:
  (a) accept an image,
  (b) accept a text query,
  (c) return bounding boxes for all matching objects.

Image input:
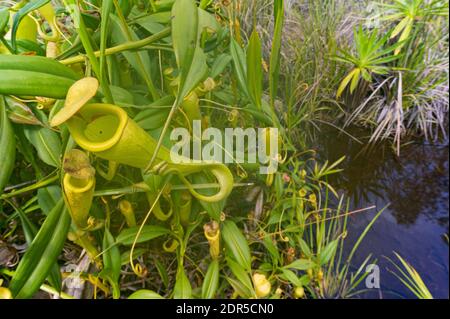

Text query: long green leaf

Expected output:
[0,96,16,195]
[116,225,171,245]
[230,38,250,99]
[101,229,121,298]
[24,111,62,168]
[9,200,70,299]
[99,0,114,104]
[10,202,62,293]
[284,259,316,271]
[201,259,219,299]
[172,0,208,101]
[226,258,254,297]
[222,220,251,271]
[173,266,192,299]
[247,29,263,109]
[269,0,284,108]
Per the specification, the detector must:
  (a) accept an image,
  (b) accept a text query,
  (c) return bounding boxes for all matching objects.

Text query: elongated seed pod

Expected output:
[0,55,81,80]
[0,96,16,195]
[0,70,75,99]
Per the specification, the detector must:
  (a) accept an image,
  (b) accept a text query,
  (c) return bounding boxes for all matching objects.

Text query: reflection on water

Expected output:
[314,127,449,299]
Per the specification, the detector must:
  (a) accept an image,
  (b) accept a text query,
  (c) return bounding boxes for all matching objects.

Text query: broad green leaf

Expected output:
[116,225,171,245]
[230,38,250,99]
[37,186,62,215]
[226,277,252,299]
[247,29,263,109]
[11,0,50,51]
[198,8,219,33]
[134,16,167,38]
[262,235,279,265]
[154,0,175,12]
[136,11,171,24]
[172,0,198,76]
[280,268,303,287]
[320,240,339,266]
[172,0,208,101]
[222,220,251,271]
[128,290,164,299]
[211,53,232,79]
[298,238,312,258]
[173,267,192,299]
[284,259,316,271]
[226,258,254,296]
[24,111,62,168]
[180,47,208,100]
[201,259,219,299]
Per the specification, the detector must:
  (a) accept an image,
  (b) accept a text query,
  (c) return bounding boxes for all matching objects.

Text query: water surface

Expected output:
[315,127,449,299]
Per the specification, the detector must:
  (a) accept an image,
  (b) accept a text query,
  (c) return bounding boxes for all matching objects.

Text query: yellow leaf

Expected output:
[337,68,358,98]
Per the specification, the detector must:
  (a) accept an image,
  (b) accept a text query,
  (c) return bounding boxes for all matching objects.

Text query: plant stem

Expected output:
[0,174,59,200]
[93,182,254,197]
[60,27,171,65]
[40,284,75,299]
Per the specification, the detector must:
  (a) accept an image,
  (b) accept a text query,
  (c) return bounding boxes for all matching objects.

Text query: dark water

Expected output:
[315,128,449,299]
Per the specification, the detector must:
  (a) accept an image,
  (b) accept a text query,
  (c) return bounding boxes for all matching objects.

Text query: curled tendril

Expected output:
[132,263,148,278]
[163,238,179,253]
